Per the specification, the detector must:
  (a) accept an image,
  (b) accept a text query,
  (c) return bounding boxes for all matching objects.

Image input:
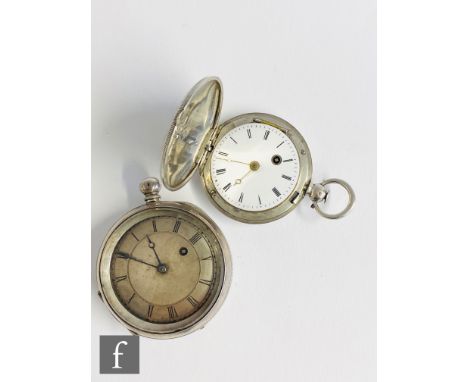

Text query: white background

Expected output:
[2,1,467,382]
[92,1,375,381]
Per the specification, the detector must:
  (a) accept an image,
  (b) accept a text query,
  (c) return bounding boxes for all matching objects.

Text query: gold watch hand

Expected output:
[233,170,253,186]
[215,157,251,166]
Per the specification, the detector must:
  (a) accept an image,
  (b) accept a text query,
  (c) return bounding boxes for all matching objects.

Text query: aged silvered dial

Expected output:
[97,177,231,339]
[162,77,355,223]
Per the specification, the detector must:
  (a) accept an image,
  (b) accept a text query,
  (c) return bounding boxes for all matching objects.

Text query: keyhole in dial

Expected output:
[272,154,282,165]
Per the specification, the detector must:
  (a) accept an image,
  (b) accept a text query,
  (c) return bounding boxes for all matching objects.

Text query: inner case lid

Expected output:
[162,77,223,191]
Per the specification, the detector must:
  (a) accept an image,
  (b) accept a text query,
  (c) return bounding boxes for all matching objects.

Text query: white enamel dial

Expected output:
[210,123,300,211]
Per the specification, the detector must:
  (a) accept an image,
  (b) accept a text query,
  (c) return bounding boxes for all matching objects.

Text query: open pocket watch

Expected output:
[162,77,355,223]
[97,177,232,339]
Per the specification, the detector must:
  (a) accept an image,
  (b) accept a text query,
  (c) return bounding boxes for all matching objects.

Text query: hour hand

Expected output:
[145,236,169,273]
[146,235,162,265]
[232,169,252,186]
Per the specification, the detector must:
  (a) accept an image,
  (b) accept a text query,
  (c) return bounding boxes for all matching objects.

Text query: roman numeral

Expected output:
[272,187,281,197]
[190,232,202,244]
[258,195,262,204]
[230,136,238,144]
[152,219,157,232]
[218,151,228,156]
[247,128,252,138]
[264,130,270,140]
[283,159,293,162]
[187,296,199,307]
[276,141,284,148]
[173,219,181,232]
[281,175,292,181]
[216,168,226,175]
[238,192,244,202]
[127,293,135,305]
[147,304,154,318]
[168,306,178,320]
[130,231,139,241]
[113,275,127,283]
[199,279,212,286]
[223,183,232,192]
[289,191,300,204]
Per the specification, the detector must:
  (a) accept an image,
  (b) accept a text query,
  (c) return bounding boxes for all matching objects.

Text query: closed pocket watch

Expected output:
[162,77,355,223]
[97,177,232,339]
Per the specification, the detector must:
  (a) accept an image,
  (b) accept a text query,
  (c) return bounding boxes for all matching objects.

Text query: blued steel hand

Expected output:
[146,236,168,273]
[116,252,158,269]
[146,235,163,266]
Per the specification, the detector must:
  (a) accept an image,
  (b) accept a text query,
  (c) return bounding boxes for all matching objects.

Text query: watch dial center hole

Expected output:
[272,155,282,165]
[249,160,260,171]
[157,264,168,273]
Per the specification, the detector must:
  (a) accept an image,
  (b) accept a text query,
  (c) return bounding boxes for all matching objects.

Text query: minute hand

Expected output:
[216,157,250,166]
[116,253,158,269]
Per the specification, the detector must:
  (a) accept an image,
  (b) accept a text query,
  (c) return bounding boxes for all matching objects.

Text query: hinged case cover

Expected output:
[162,77,223,191]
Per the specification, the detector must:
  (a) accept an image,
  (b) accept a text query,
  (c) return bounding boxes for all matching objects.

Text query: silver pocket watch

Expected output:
[97,177,232,339]
[162,77,355,223]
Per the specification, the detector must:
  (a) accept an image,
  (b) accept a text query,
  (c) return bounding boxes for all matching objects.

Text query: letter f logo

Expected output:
[112,340,128,369]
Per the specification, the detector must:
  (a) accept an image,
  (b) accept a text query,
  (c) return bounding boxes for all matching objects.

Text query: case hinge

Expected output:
[205,140,214,152]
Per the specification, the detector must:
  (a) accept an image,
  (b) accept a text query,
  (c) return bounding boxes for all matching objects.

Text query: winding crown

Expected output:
[139,177,161,203]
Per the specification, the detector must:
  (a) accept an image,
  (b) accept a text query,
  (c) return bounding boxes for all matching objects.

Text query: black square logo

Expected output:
[99,335,139,374]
